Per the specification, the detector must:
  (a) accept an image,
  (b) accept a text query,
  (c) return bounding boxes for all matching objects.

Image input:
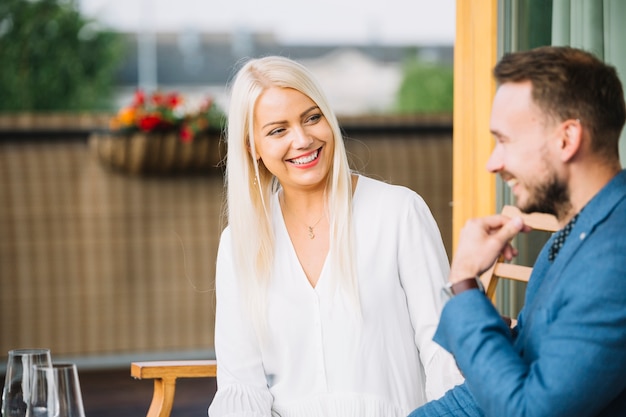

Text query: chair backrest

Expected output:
[479,205,560,299]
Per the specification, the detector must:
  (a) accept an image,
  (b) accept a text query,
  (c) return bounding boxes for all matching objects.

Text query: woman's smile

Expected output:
[287,146,323,167]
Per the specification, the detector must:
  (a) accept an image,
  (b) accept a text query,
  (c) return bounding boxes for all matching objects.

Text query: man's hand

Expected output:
[449,214,529,284]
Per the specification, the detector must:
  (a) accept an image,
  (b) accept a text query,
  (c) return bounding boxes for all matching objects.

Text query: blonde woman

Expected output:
[209,56,463,417]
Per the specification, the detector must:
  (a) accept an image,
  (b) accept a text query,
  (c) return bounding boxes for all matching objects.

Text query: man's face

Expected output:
[487,81,570,216]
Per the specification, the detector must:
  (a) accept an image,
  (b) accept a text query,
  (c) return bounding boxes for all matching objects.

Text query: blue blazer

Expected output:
[410,170,626,417]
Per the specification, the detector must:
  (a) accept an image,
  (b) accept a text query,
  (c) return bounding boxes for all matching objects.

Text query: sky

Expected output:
[78,0,456,45]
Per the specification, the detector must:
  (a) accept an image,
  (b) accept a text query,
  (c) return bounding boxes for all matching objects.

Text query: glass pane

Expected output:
[495,0,554,317]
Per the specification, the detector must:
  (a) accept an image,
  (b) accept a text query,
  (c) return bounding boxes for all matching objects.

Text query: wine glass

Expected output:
[2,349,52,417]
[28,363,85,417]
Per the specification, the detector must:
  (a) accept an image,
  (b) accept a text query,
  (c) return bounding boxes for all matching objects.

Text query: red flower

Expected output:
[138,114,162,131]
[179,126,194,143]
[132,89,145,107]
[166,92,183,107]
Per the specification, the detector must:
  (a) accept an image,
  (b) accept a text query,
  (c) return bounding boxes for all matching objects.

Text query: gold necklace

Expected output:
[306,214,325,239]
[280,192,325,239]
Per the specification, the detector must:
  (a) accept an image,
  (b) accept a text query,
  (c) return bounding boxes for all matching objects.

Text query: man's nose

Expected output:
[485,146,503,173]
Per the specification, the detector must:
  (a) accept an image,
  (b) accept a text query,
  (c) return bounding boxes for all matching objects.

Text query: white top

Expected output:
[209,176,463,417]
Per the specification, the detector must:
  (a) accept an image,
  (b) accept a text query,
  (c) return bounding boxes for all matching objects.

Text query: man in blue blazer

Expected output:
[409,46,626,416]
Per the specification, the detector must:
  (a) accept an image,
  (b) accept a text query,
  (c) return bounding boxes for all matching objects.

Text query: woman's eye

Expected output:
[306,113,322,124]
[268,127,285,136]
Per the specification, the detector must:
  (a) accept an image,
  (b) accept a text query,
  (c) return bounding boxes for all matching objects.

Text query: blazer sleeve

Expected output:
[432,233,626,417]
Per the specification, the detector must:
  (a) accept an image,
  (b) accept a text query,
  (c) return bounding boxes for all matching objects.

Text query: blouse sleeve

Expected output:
[208,227,273,417]
[397,193,464,401]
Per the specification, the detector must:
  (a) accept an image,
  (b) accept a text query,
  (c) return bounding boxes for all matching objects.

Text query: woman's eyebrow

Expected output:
[261,106,319,130]
[300,106,319,117]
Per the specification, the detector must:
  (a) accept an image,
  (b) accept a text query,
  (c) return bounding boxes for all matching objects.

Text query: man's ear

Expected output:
[560,119,582,162]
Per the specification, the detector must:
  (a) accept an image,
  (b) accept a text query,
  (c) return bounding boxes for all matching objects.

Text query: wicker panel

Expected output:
[0,141,221,359]
[0,132,451,362]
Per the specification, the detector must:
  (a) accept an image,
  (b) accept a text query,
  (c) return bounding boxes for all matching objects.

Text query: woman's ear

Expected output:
[249,149,260,163]
[247,149,261,167]
[559,119,582,162]
[246,137,261,162]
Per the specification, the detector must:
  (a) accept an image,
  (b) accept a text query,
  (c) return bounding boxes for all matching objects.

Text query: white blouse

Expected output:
[209,176,463,417]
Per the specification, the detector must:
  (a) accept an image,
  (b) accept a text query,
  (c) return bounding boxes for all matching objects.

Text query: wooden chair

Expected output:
[479,205,560,300]
[130,205,559,417]
[131,360,217,417]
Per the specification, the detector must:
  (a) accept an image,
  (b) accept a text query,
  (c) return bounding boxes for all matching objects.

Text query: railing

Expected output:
[0,113,452,365]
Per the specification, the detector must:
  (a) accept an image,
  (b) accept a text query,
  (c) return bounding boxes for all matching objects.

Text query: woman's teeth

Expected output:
[290,149,319,165]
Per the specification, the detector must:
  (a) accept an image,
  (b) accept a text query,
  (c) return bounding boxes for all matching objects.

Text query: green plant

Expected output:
[0,0,124,111]
[395,58,453,114]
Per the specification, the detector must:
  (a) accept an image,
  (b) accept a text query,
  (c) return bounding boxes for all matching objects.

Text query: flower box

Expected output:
[91,89,226,175]
[90,129,224,175]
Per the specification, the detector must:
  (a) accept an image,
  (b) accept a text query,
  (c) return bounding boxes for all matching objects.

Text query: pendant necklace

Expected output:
[306,214,325,239]
[281,192,325,239]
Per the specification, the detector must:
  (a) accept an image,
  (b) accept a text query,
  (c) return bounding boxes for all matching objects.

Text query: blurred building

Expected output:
[113,30,453,115]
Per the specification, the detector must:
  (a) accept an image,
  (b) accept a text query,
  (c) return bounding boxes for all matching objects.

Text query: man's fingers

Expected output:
[493,217,525,261]
[452,215,527,280]
[501,243,518,261]
[479,214,511,231]
[498,216,525,240]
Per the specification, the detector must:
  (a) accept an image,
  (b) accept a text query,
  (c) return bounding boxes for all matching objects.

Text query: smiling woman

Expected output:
[208,55,464,417]
[252,87,334,203]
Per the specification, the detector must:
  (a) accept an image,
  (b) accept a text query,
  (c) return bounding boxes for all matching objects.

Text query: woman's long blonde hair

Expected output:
[225,56,359,327]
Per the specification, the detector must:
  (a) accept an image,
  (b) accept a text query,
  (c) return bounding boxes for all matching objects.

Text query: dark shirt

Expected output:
[548,212,580,262]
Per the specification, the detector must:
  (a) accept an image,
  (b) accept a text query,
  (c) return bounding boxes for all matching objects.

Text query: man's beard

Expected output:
[519,170,571,218]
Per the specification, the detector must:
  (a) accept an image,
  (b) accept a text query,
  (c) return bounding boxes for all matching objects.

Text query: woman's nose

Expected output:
[292,127,313,149]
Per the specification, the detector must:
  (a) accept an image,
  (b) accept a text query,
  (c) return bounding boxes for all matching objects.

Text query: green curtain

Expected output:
[552,0,626,166]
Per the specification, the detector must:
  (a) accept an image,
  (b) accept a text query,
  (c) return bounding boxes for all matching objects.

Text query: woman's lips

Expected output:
[287,147,321,165]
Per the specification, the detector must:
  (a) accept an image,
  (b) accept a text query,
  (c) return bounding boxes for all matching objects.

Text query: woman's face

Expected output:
[252,87,334,193]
